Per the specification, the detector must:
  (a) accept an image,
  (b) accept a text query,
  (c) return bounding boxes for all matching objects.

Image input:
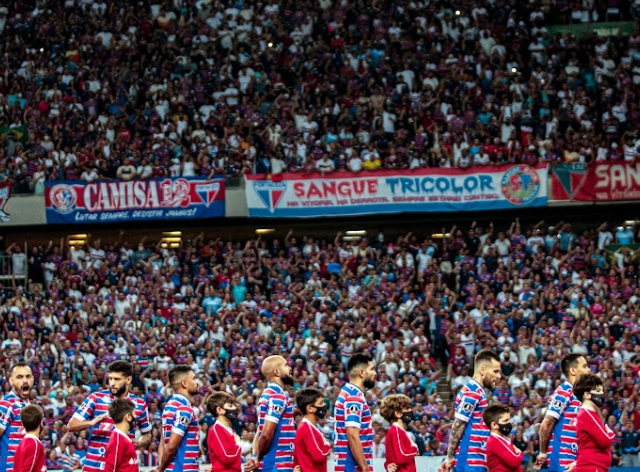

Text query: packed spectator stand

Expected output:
[2,0,640,195]
[3,0,640,470]
[0,218,637,469]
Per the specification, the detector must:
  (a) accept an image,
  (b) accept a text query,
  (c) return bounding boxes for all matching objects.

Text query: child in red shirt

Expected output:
[573,373,615,472]
[483,405,523,472]
[380,394,419,472]
[205,391,251,472]
[103,399,139,472]
[14,405,46,472]
[293,388,331,472]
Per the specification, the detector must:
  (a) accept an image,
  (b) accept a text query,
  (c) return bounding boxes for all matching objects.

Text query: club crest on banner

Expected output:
[255,181,287,213]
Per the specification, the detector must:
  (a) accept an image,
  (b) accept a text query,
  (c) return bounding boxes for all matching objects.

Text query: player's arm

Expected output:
[537,414,558,456]
[156,407,191,472]
[133,402,153,448]
[344,399,370,472]
[68,395,106,432]
[0,400,13,439]
[156,431,184,472]
[440,391,477,472]
[257,396,285,461]
[257,420,277,461]
[346,427,370,472]
[535,391,566,470]
[445,418,467,461]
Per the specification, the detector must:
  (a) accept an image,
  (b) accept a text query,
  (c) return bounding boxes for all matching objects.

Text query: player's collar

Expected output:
[173,392,189,403]
[10,391,29,402]
[267,381,284,392]
[347,382,364,394]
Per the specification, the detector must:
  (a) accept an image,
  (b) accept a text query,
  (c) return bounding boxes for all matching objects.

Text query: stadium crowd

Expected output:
[2,0,640,195]
[0,217,637,469]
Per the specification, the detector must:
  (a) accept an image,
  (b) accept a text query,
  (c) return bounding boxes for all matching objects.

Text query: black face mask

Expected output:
[314,407,327,419]
[401,412,413,425]
[128,416,136,432]
[590,393,606,408]
[498,422,512,436]
[224,408,238,420]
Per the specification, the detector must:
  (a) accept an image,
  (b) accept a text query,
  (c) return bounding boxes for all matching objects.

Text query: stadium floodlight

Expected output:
[345,230,367,236]
[163,237,182,243]
[163,231,183,236]
[255,229,276,235]
[69,234,88,239]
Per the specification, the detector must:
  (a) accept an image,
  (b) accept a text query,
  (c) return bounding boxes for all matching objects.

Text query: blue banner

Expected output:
[45,177,225,224]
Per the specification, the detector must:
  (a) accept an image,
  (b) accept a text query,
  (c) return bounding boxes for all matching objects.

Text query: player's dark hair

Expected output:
[348,353,373,374]
[108,360,133,378]
[561,354,584,376]
[21,404,43,432]
[10,362,31,376]
[482,404,510,428]
[474,350,500,366]
[109,398,135,424]
[168,365,193,388]
[573,373,604,402]
[295,388,324,415]
[206,391,236,416]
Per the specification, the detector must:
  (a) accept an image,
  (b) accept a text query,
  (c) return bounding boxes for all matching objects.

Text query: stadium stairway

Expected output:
[434,360,451,402]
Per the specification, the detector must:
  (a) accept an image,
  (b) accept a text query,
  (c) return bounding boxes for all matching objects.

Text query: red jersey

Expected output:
[486,433,523,472]
[384,424,418,472]
[207,421,241,472]
[293,419,331,472]
[103,428,139,472]
[13,434,46,472]
[576,408,614,472]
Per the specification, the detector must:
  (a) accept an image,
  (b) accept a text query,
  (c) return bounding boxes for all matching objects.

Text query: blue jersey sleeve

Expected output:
[546,389,569,420]
[265,394,286,424]
[136,400,152,433]
[0,400,14,431]
[171,407,194,437]
[72,394,96,421]
[454,389,479,423]
[344,397,364,429]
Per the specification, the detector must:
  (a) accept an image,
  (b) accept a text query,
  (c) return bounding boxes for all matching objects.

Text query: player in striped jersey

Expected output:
[334,353,377,472]
[254,355,295,472]
[157,366,200,472]
[439,350,502,472]
[535,354,590,472]
[68,361,152,472]
[0,363,34,472]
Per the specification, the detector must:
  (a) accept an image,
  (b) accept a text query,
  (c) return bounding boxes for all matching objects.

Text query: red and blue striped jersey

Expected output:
[257,382,295,472]
[453,379,489,472]
[72,390,151,472]
[161,393,200,472]
[334,383,373,472]
[0,391,30,472]
[546,381,580,472]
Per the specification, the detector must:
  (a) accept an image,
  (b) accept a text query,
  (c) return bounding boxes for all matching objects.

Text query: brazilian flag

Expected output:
[0,125,28,143]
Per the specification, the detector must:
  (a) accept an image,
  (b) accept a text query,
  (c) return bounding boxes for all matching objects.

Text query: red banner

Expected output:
[551,162,640,201]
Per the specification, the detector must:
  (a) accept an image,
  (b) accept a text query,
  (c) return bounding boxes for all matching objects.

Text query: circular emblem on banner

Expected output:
[501,165,540,205]
[50,184,77,214]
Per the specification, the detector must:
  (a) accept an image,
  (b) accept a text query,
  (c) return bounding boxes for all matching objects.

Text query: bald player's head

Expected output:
[262,355,294,387]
